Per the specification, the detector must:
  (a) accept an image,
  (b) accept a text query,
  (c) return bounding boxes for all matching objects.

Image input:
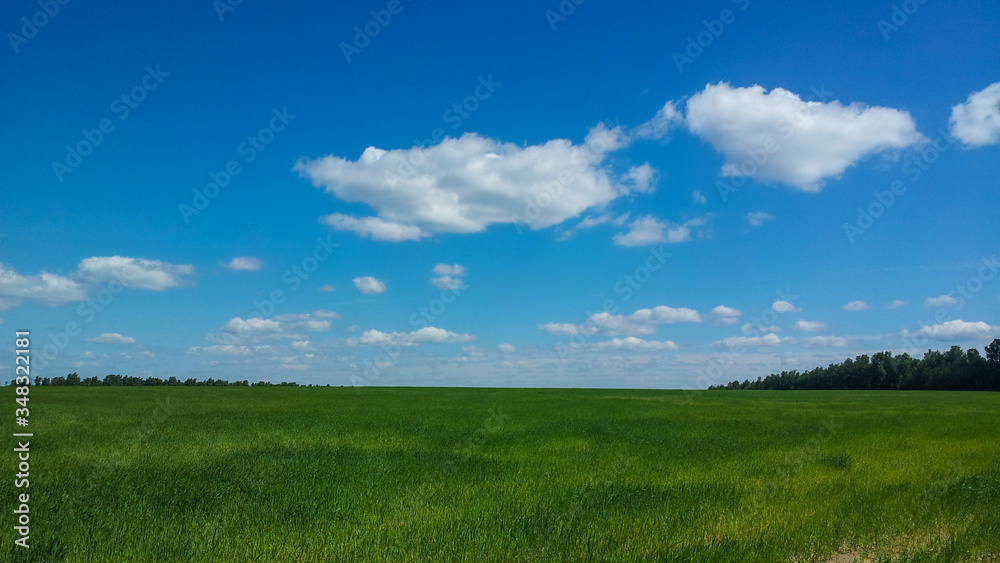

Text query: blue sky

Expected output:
[1,0,998,387]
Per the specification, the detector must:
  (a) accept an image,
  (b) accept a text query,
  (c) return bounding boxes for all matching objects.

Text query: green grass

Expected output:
[3,387,998,562]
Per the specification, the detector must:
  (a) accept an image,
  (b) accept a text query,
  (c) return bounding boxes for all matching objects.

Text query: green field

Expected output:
[3,387,998,562]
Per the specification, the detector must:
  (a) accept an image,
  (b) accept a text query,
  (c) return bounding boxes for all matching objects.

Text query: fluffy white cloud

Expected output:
[842,300,871,311]
[741,323,780,333]
[793,320,828,332]
[0,263,87,308]
[317,284,336,292]
[296,123,637,241]
[691,190,707,204]
[430,264,466,290]
[623,163,656,193]
[433,264,466,276]
[78,256,194,290]
[354,327,476,346]
[220,317,284,337]
[208,310,337,345]
[540,305,701,337]
[586,337,679,351]
[189,344,273,356]
[802,335,847,347]
[746,211,774,226]
[719,333,783,347]
[911,320,996,340]
[498,343,516,353]
[613,216,706,247]
[353,276,387,295]
[224,256,263,271]
[85,332,136,345]
[925,295,958,307]
[275,310,340,333]
[321,213,427,242]
[431,275,464,290]
[633,101,683,140]
[887,299,908,309]
[772,300,801,313]
[950,82,1000,147]
[709,305,742,325]
[675,83,924,190]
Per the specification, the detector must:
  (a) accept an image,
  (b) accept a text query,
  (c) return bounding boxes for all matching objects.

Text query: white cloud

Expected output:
[709,305,742,325]
[430,264,466,290]
[498,343,516,353]
[78,256,194,290]
[0,263,87,308]
[224,256,263,271]
[85,332,136,345]
[842,300,871,311]
[296,123,636,241]
[353,276,387,295]
[677,83,924,190]
[321,213,428,242]
[430,275,465,290]
[925,295,958,307]
[586,337,679,351]
[793,320,828,332]
[220,317,284,337]
[691,190,707,204]
[189,344,273,356]
[746,211,774,226]
[274,311,340,333]
[887,299,908,309]
[208,311,338,345]
[741,323,780,333]
[910,320,996,341]
[354,327,476,346]
[613,216,706,247]
[633,101,683,140]
[317,284,336,292]
[540,305,701,337]
[772,300,801,313]
[949,82,1000,147]
[719,333,783,347]
[623,163,656,193]
[802,335,847,347]
[433,264,466,276]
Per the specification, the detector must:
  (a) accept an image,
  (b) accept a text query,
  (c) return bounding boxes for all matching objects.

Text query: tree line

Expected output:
[26,374,302,387]
[711,339,1000,391]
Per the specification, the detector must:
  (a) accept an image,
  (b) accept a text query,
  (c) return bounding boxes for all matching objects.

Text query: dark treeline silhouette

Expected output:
[712,339,1000,391]
[28,374,301,387]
